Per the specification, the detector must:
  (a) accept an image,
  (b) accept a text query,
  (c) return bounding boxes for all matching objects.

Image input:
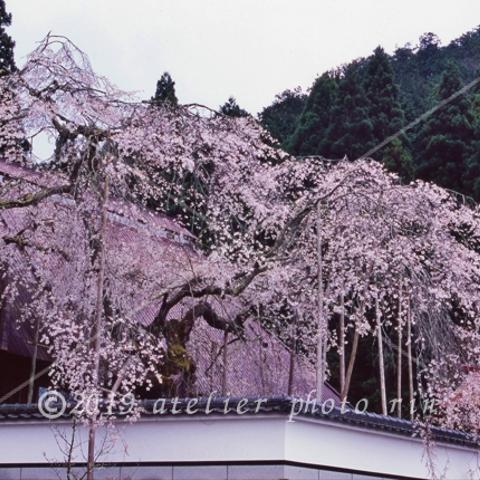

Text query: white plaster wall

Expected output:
[0,416,286,465]
[0,415,478,480]
[113,416,286,463]
[285,418,480,480]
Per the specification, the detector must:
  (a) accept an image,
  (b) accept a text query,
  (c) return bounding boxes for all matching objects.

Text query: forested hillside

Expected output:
[260,28,480,199]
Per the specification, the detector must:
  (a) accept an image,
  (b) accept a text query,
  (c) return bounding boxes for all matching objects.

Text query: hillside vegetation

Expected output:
[260,28,480,199]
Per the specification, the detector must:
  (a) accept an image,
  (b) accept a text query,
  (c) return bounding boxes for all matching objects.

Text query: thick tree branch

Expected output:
[0,183,71,210]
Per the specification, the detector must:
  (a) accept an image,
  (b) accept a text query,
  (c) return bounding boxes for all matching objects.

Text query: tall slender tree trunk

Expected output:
[407,299,414,420]
[27,316,40,403]
[256,305,266,395]
[87,176,109,480]
[342,327,359,402]
[339,293,346,397]
[222,331,228,396]
[287,347,295,396]
[258,337,266,395]
[375,296,387,415]
[396,289,403,419]
[315,203,326,401]
[287,311,299,396]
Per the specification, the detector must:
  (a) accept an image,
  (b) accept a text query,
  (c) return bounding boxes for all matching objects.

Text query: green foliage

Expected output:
[393,29,480,121]
[382,138,414,181]
[392,34,446,120]
[365,46,404,144]
[0,2,27,159]
[465,89,480,200]
[363,47,413,179]
[0,0,15,76]
[259,88,306,148]
[152,72,178,106]
[288,73,337,156]
[324,62,375,159]
[261,26,480,197]
[415,63,476,193]
[472,91,480,119]
[466,145,480,200]
[219,96,249,117]
[283,48,410,163]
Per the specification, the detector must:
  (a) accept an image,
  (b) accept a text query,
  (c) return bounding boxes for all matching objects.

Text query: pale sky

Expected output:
[7,0,480,114]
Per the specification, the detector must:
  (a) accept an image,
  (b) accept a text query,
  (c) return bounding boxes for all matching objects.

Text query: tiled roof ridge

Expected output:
[0,397,476,449]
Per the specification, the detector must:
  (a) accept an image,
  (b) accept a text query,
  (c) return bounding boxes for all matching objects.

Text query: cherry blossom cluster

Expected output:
[0,36,479,437]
